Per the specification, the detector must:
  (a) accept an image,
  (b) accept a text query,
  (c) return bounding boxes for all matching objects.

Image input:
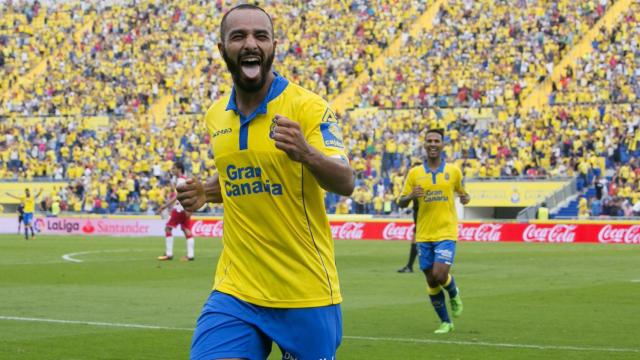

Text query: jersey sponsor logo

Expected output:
[212,127,232,138]
[224,164,283,197]
[423,190,448,202]
[320,122,344,149]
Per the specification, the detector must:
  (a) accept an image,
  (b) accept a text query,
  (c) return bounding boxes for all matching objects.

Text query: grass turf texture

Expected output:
[1,234,639,359]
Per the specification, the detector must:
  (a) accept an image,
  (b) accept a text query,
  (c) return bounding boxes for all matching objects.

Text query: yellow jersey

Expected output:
[22,195,36,213]
[204,74,346,308]
[401,162,464,242]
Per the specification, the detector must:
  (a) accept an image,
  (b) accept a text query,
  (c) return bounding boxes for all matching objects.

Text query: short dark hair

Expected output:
[174,161,185,174]
[220,4,274,41]
[426,128,445,139]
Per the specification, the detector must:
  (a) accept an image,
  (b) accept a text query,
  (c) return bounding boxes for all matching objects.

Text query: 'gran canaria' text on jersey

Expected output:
[224,164,283,197]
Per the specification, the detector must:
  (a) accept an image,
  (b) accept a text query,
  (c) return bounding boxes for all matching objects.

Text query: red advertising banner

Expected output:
[6,216,635,244]
[191,219,640,244]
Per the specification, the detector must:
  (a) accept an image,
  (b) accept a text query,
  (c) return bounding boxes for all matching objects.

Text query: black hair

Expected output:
[174,161,185,174]
[220,4,274,41]
[426,128,445,139]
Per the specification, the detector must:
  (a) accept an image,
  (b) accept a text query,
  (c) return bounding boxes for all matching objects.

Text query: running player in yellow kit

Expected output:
[176,5,355,359]
[398,129,470,334]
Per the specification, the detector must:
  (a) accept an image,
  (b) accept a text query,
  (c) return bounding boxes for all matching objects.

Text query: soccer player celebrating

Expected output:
[397,129,470,334]
[7,188,43,240]
[156,162,195,261]
[176,5,355,359]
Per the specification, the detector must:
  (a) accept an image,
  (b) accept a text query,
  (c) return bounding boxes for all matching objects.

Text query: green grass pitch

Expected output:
[1,234,639,359]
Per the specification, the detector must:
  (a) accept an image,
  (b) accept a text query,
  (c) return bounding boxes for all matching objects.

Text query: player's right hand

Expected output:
[410,186,425,199]
[176,178,206,212]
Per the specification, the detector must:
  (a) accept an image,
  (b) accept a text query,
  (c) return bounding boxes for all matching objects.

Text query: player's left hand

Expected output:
[459,193,471,205]
[271,114,312,163]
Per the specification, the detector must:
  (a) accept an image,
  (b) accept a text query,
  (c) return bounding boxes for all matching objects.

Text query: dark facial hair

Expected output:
[221,45,275,93]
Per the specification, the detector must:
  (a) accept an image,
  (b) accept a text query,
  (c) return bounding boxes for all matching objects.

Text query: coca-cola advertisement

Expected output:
[1,215,637,244]
[187,218,640,244]
[459,222,640,244]
[191,220,225,238]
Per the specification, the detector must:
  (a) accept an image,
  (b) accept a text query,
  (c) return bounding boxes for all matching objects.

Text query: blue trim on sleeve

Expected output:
[225,73,289,150]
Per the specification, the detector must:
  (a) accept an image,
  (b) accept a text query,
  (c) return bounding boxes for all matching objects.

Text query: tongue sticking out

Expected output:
[241,63,261,80]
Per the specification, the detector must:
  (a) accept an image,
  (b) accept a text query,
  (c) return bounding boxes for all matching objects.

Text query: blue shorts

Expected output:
[417,240,457,270]
[191,291,342,360]
[23,213,33,225]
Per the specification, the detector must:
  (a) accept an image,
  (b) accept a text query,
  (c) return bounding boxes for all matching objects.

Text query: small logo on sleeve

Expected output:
[320,122,344,149]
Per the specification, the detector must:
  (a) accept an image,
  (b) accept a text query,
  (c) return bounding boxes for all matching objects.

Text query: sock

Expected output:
[24,227,29,240]
[165,236,174,257]
[428,286,450,323]
[443,274,458,298]
[407,243,417,269]
[186,237,194,259]
[30,226,35,237]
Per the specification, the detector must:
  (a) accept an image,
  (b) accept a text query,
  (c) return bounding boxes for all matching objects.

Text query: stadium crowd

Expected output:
[550,2,640,105]
[0,0,638,217]
[352,0,614,109]
[1,1,91,113]
[1,0,430,117]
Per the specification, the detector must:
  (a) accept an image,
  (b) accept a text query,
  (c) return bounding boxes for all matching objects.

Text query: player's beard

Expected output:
[222,46,275,93]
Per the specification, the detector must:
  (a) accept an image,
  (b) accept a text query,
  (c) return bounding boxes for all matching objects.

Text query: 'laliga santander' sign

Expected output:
[6,216,637,244]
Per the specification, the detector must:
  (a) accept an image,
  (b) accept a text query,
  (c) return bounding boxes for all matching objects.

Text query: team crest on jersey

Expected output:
[321,107,337,123]
[445,172,450,181]
[269,119,277,139]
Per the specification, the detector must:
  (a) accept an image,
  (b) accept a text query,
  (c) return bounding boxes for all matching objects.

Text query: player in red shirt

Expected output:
[157,162,195,261]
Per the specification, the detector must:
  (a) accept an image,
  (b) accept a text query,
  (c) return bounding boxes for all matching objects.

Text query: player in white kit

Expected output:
[157,162,196,261]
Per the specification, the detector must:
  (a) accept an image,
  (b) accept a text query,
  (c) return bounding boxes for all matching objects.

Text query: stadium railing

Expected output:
[517,178,578,221]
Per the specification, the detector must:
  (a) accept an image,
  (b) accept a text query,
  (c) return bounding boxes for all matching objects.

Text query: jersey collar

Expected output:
[225,72,289,126]
[423,159,445,184]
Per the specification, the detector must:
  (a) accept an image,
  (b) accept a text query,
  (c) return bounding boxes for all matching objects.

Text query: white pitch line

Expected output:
[1,315,638,354]
[61,249,146,263]
[631,279,640,283]
[344,335,640,353]
[0,315,191,331]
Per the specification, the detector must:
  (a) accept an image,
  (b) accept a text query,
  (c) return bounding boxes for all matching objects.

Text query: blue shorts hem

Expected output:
[191,350,251,360]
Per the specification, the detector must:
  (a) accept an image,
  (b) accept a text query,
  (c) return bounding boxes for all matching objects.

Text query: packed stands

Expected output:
[550,2,639,106]
[0,0,638,218]
[1,1,92,115]
[352,0,612,110]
